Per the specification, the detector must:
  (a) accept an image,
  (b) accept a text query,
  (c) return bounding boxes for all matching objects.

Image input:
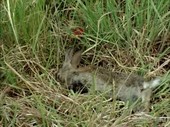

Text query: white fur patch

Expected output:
[143,78,161,89]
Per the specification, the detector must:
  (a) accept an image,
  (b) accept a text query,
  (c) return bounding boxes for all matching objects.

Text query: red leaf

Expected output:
[72,27,84,36]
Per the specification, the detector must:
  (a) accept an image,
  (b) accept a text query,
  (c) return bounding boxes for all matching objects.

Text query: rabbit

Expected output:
[57,48,161,111]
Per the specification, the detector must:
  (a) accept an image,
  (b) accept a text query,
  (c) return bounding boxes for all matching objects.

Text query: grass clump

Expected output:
[0,0,170,126]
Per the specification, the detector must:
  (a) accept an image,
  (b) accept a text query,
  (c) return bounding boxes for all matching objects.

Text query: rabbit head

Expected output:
[57,48,82,85]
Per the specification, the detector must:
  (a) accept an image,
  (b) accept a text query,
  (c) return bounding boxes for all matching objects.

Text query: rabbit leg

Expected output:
[141,88,152,112]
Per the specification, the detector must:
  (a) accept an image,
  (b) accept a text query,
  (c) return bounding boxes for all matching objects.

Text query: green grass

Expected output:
[0,0,170,126]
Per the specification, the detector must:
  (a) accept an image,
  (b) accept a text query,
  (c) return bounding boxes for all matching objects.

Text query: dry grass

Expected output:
[0,0,170,126]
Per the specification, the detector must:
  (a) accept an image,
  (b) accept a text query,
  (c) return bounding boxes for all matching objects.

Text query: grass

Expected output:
[0,0,170,126]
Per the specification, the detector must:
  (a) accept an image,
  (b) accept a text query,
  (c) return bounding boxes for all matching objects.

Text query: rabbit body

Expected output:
[58,49,160,111]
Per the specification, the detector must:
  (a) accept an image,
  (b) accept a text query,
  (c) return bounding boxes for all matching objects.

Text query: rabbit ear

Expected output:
[64,48,74,63]
[71,50,82,68]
